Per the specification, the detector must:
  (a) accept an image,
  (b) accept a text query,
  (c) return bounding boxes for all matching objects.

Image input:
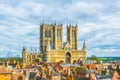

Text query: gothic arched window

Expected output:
[49,30,51,37]
[57,29,61,40]
[72,30,75,39]
[57,29,59,37]
[45,30,48,37]
[72,30,75,36]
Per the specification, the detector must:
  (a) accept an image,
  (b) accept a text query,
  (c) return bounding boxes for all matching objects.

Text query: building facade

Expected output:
[22,47,41,63]
[22,23,87,64]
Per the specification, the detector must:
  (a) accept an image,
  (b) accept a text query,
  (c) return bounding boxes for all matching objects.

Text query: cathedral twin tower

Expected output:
[40,23,78,53]
[22,23,86,64]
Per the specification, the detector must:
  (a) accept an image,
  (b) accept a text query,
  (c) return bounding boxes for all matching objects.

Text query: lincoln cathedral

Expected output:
[22,23,87,64]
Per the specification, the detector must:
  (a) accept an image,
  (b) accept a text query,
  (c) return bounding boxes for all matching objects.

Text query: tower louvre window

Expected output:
[45,30,51,37]
[72,31,75,37]
[57,29,61,40]
[45,30,48,37]
[49,30,51,37]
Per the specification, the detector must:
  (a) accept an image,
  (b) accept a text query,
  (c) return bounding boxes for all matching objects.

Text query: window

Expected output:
[49,30,51,37]
[58,29,60,36]
[72,31,75,37]
[45,30,51,38]
[45,30,48,37]
[57,29,61,40]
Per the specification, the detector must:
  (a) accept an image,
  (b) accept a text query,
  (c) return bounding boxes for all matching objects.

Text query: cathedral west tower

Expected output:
[67,24,78,50]
[40,23,63,53]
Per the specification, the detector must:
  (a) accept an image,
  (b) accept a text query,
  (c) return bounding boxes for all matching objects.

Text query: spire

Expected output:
[82,40,87,52]
[54,21,56,25]
[70,20,71,26]
[22,47,26,53]
[35,48,37,53]
[76,24,78,27]
[23,47,26,51]
[67,24,68,28]
[60,23,62,26]
[31,47,33,53]
[42,18,44,25]
[46,40,50,51]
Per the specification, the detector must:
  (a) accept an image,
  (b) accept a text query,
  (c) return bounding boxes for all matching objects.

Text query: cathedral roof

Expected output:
[63,42,71,49]
[63,42,67,48]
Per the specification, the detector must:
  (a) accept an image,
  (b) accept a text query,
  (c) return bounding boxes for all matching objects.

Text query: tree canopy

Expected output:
[75,66,91,74]
[88,55,101,63]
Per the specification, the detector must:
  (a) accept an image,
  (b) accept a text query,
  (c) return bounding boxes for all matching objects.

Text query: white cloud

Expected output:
[0,4,28,19]
[65,1,105,15]
[0,0,120,57]
[18,1,45,15]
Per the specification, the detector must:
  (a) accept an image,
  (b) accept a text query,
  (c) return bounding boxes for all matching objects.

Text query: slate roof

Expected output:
[29,72,41,80]
[96,75,112,80]
[74,76,89,80]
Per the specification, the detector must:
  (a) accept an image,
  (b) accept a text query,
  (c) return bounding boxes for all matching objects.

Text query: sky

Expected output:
[0,0,120,57]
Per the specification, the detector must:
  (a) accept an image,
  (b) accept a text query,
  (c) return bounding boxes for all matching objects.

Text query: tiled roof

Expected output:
[0,66,7,72]
[0,66,11,73]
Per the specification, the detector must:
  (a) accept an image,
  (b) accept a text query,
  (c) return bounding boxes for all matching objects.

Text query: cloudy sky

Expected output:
[0,0,120,57]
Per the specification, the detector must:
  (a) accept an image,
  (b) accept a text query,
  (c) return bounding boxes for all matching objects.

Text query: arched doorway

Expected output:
[65,52,71,64]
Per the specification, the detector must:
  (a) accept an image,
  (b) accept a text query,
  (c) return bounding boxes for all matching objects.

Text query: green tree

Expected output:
[8,57,22,64]
[75,67,91,74]
[0,58,4,62]
[88,55,101,63]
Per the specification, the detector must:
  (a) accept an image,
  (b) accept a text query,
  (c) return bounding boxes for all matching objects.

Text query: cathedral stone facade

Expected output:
[22,23,87,64]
